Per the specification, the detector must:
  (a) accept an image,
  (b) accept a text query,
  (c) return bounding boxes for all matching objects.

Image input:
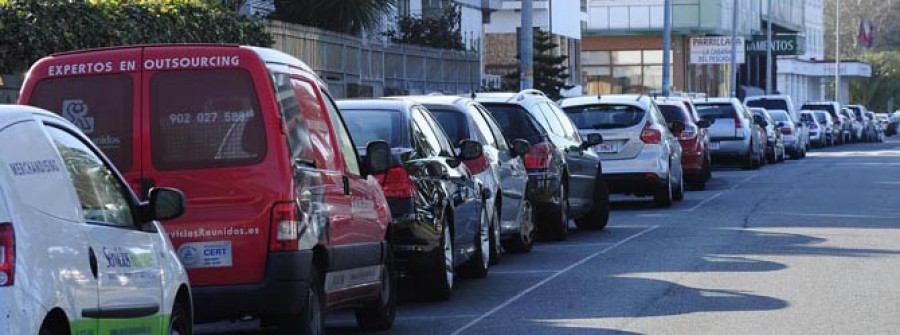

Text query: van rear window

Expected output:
[696,104,737,119]
[149,70,266,170]
[563,104,645,130]
[746,99,788,111]
[29,74,134,171]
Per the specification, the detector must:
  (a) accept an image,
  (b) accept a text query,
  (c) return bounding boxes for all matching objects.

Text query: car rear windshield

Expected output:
[342,109,405,148]
[480,103,544,143]
[149,69,266,171]
[800,113,817,123]
[562,104,645,129]
[29,74,134,171]
[801,104,835,114]
[430,109,469,147]
[849,107,864,121]
[746,99,788,111]
[658,105,689,123]
[695,103,737,119]
[814,111,830,122]
[770,112,791,122]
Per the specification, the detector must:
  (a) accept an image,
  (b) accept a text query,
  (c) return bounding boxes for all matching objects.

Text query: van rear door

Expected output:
[140,46,288,286]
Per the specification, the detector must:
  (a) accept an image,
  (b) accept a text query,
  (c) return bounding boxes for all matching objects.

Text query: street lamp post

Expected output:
[835,0,841,102]
[729,0,739,98]
[765,0,773,94]
[662,0,672,97]
[520,0,534,90]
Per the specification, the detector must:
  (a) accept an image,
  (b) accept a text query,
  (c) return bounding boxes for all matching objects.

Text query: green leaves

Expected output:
[385,5,464,50]
[0,0,274,74]
[272,0,395,35]
[501,28,573,100]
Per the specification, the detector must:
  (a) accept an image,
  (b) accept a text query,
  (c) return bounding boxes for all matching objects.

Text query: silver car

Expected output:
[694,98,765,170]
[560,95,684,208]
[769,110,807,159]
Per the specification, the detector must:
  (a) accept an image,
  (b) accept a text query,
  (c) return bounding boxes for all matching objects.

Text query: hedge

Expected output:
[0,0,274,73]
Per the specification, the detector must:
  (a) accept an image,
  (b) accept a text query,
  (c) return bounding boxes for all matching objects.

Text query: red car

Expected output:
[655,98,712,189]
[20,45,397,332]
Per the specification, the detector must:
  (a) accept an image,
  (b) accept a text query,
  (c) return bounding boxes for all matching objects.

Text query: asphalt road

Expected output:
[200,137,900,334]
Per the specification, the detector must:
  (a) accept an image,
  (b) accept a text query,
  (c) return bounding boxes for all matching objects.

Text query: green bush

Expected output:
[0,0,273,73]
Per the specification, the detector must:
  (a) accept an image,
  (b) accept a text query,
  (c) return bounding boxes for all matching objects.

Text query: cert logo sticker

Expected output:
[177,241,232,269]
[61,99,95,134]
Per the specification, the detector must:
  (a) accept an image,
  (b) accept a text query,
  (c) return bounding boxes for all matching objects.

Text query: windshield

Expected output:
[770,111,791,122]
[695,103,737,119]
[480,103,544,143]
[430,109,470,147]
[658,105,689,123]
[814,112,830,123]
[746,99,788,111]
[342,109,405,148]
[562,104,646,129]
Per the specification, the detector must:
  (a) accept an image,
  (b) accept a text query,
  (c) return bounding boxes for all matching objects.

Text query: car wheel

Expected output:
[169,301,192,335]
[741,144,754,170]
[423,220,454,300]
[355,248,397,331]
[654,168,674,208]
[574,179,610,230]
[488,206,501,265]
[278,268,325,335]
[673,164,685,201]
[504,200,535,253]
[541,182,569,241]
[461,206,490,279]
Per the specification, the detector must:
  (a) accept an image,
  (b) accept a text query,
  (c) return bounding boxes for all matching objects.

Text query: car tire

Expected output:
[423,221,454,300]
[673,164,685,201]
[654,171,674,208]
[504,200,535,253]
[488,206,501,265]
[278,268,325,335]
[741,144,754,170]
[574,179,610,230]
[461,206,490,279]
[355,248,397,332]
[541,183,569,241]
[168,298,192,335]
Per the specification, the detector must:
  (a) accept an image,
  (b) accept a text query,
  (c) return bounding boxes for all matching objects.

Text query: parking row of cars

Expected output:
[0,44,891,335]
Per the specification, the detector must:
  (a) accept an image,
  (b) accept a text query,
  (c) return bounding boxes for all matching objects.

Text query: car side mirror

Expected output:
[669,120,686,133]
[580,133,603,149]
[696,119,711,128]
[511,138,531,157]
[753,115,767,127]
[458,139,484,161]
[776,121,786,128]
[146,187,185,221]
[365,140,392,175]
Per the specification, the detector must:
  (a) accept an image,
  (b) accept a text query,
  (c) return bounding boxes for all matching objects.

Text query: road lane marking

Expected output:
[730,173,760,190]
[536,242,616,248]
[759,212,900,220]
[490,270,561,275]
[681,191,725,212]
[449,225,660,335]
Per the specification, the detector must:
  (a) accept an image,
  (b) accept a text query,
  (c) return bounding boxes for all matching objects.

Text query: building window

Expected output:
[582,49,672,94]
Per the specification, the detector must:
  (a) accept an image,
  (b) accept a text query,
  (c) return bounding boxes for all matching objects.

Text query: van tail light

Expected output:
[523,142,553,171]
[376,167,416,199]
[641,122,662,144]
[781,127,793,135]
[677,124,699,140]
[734,114,744,129]
[810,123,819,130]
[270,203,300,252]
[0,223,14,286]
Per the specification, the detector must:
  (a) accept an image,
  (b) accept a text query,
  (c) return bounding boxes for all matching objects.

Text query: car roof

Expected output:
[745,95,791,100]
[0,105,65,130]
[693,97,738,104]
[393,95,470,111]
[336,99,417,112]
[559,95,652,110]
[473,90,551,104]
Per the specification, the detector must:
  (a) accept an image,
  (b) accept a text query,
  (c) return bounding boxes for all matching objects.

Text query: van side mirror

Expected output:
[365,141,392,175]
[147,187,185,221]
[696,120,711,129]
[669,120,686,133]
[458,139,484,161]
[580,133,603,149]
[511,139,531,157]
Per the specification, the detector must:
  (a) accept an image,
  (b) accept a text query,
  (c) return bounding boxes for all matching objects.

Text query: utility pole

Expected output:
[765,0,773,94]
[662,0,672,96]
[834,0,841,102]
[520,0,534,90]
[729,0,738,98]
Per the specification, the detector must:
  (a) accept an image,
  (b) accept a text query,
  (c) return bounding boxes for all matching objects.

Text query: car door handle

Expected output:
[88,247,98,279]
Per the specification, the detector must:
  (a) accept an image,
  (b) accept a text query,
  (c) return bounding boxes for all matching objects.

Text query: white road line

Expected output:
[759,212,900,220]
[449,225,660,335]
[490,270,561,275]
[681,192,725,212]
[535,242,616,248]
[332,314,480,323]
[730,173,760,190]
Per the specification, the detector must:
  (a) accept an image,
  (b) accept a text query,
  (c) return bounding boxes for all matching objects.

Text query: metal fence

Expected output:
[267,20,482,98]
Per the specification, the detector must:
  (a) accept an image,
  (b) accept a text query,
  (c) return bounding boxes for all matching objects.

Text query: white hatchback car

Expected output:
[0,106,191,335]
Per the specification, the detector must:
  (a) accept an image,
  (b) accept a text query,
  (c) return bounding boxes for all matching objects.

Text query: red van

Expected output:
[19,45,397,332]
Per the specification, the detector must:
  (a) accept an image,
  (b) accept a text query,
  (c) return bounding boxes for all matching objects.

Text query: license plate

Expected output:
[710,142,721,150]
[595,143,619,153]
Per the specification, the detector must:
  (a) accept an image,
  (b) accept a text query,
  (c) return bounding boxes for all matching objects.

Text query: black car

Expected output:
[406,95,536,256]
[338,99,490,300]
[475,90,609,241]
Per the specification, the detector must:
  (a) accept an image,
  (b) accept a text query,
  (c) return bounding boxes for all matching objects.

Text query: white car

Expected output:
[0,106,191,335]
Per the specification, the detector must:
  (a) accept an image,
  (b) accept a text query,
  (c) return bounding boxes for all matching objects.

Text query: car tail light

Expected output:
[677,124,699,140]
[734,114,744,129]
[270,203,300,252]
[810,123,819,130]
[781,127,793,135]
[641,122,662,144]
[524,142,553,171]
[376,167,416,199]
[0,223,14,286]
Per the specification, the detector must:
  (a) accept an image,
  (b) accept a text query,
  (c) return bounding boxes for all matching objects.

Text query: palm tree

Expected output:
[273,0,396,35]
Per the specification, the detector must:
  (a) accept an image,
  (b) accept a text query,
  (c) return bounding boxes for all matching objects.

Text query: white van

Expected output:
[0,105,191,334]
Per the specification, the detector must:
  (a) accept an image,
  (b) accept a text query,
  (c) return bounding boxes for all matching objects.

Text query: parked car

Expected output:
[869,112,886,142]
[841,108,863,142]
[405,95,536,256]
[476,90,609,240]
[745,95,798,121]
[20,45,398,332]
[655,98,713,189]
[694,98,765,170]
[339,99,490,300]
[838,109,854,143]
[801,110,830,147]
[863,111,880,142]
[801,102,846,145]
[750,107,786,163]
[846,105,873,142]
[769,110,807,159]
[0,105,190,334]
[560,95,684,207]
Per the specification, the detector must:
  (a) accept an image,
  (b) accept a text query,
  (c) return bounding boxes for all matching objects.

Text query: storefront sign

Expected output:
[690,37,745,64]
[746,35,806,56]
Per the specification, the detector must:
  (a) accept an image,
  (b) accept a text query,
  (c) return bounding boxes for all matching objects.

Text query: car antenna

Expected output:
[635,94,644,101]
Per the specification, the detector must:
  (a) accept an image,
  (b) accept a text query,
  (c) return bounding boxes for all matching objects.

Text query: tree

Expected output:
[850,51,900,112]
[502,28,573,100]
[824,0,900,58]
[386,5,464,50]
[272,0,395,35]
